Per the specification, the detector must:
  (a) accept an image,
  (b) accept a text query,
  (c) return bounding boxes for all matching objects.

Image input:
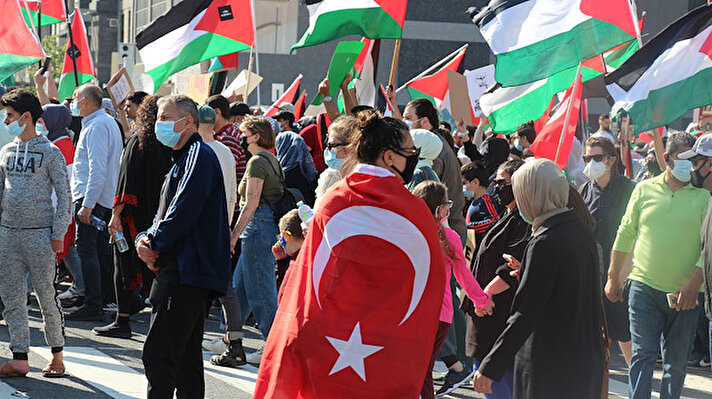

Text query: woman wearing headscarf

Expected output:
[407,129,442,191]
[473,159,605,399]
[95,95,172,339]
[276,130,318,206]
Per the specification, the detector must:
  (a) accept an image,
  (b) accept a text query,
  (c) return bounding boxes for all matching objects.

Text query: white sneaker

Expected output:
[202,337,228,354]
[57,286,79,301]
[246,348,263,364]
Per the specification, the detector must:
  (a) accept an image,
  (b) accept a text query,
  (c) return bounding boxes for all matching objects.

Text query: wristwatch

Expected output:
[323,95,333,103]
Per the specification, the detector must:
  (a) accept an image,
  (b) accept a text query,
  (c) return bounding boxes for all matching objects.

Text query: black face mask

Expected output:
[494,184,515,207]
[240,135,250,152]
[391,148,420,184]
[691,167,710,188]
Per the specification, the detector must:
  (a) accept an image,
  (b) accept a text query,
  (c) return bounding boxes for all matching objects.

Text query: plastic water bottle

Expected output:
[90,215,107,231]
[114,231,130,253]
[297,201,314,229]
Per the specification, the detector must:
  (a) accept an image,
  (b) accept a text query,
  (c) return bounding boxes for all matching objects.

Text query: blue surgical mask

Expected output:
[70,100,81,117]
[518,209,532,225]
[7,118,25,138]
[513,138,523,152]
[36,123,48,136]
[324,148,344,171]
[463,184,474,199]
[671,159,693,183]
[154,117,185,148]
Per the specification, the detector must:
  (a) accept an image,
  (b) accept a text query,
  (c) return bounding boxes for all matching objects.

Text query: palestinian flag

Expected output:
[58,9,95,101]
[0,0,44,83]
[607,5,712,132]
[294,90,307,120]
[530,71,583,169]
[265,74,302,117]
[20,0,66,27]
[471,0,637,87]
[376,84,395,116]
[208,52,239,73]
[481,36,640,134]
[406,45,467,109]
[352,38,378,107]
[136,0,255,93]
[292,0,407,51]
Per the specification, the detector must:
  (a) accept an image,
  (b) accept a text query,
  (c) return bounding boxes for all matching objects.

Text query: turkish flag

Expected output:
[255,166,446,399]
[530,72,583,169]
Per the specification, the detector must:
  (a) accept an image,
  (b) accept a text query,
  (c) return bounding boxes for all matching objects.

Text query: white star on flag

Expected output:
[326,322,384,382]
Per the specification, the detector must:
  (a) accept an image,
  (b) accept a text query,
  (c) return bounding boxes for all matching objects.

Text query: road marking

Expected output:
[34,346,147,399]
[202,352,258,394]
[0,380,21,397]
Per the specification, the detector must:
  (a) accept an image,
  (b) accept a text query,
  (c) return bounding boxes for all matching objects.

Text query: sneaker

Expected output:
[246,348,263,365]
[435,367,475,397]
[202,337,228,354]
[61,295,84,311]
[103,302,118,312]
[57,286,80,301]
[701,358,711,368]
[688,357,712,368]
[432,370,448,381]
[93,321,132,339]
[64,306,104,322]
[210,341,247,368]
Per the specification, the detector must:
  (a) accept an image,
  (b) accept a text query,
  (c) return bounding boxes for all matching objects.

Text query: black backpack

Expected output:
[256,152,304,222]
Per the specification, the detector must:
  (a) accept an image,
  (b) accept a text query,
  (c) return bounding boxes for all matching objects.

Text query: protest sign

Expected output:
[105,68,135,108]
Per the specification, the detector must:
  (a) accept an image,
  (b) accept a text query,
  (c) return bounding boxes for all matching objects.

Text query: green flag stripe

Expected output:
[21,8,63,27]
[0,54,42,83]
[58,72,94,101]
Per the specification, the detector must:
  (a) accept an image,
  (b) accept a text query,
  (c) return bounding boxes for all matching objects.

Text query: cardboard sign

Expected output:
[463,229,477,269]
[105,68,134,107]
[447,70,472,125]
[222,69,263,99]
[187,74,211,104]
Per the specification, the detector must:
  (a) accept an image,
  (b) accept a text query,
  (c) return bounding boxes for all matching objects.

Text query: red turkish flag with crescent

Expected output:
[255,165,446,399]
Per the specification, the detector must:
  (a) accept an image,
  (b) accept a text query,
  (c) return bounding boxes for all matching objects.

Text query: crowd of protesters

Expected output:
[0,67,710,399]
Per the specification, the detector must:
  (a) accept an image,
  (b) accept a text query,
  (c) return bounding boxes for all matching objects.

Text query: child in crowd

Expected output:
[462,161,499,243]
[272,209,306,301]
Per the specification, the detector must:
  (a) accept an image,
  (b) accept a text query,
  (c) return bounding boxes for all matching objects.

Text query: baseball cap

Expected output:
[679,133,712,159]
[277,102,295,114]
[198,104,216,125]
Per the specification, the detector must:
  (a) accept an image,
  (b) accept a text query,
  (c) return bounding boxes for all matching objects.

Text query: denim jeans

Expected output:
[473,358,513,399]
[63,246,84,294]
[233,205,279,339]
[75,201,113,310]
[628,281,700,399]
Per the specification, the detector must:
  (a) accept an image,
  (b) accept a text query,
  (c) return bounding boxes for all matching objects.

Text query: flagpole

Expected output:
[64,2,80,88]
[250,0,261,106]
[396,44,468,93]
[629,0,643,47]
[388,39,401,87]
[554,63,582,166]
[244,46,254,100]
[37,0,42,68]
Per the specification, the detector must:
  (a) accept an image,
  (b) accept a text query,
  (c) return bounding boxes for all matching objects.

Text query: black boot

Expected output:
[210,339,247,368]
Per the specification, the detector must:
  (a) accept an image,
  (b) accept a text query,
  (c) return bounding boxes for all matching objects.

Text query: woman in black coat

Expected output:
[473,159,605,399]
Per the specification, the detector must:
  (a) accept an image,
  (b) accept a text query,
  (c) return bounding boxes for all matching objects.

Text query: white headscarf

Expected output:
[512,158,569,230]
[410,128,443,169]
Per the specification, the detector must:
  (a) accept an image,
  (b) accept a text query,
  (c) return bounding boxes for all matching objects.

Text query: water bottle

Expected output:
[90,215,107,231]
[297,201,314,229]
[114,231,130,253]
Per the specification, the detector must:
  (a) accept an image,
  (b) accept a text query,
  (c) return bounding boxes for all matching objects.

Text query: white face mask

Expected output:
[583,160,607,180]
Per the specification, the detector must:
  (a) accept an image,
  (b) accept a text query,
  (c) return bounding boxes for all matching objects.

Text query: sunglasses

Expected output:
[394,147,421,157]
[325,142,348,150]
[441,200,453,209]
[493,179,510,188]
[583,154,608,163]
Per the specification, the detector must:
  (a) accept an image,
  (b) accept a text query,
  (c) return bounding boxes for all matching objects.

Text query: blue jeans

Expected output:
[473,358,513,399]
[628,281,700,399]
[233,205,279,339]
[64,246,84,294]
[75,201,113,310]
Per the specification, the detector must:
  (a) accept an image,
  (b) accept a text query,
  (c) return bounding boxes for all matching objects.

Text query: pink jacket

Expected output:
[440,227,490,323]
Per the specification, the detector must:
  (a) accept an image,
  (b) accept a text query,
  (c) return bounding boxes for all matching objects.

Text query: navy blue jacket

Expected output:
[146,133,230,296]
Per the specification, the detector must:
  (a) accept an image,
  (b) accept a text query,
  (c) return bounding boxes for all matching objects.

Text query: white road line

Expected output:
[202,352,258,394]
[0,380,21,397]
[33,346,147,399]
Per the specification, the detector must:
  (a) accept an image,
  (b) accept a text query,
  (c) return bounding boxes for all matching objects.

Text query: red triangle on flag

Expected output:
[407,47,467,102]
[62,9,95,78]
[374,0,408,28]
[194,0,255,47]
[294,90,307,120]
[579,0,638,37]
[530,72,583,169]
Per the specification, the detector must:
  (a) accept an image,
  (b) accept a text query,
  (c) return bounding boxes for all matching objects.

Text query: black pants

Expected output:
[143,282,208,399]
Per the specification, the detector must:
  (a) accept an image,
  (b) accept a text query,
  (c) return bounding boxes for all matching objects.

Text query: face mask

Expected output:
[519,209,532,225]
[494,184,515,208]
[691,166,710,188]
[154,118,185,148]
[392,149,420,184]
[240,134,251,151]
[463,184,474,200]
[670,159,693,183]
[436,204,451,225]
[7,118,25,138]
[36,123,48,136]
[324,148,344,171]
[583,160,607,180]
[70,100,81,117]
[404,120,414,130]
[513,139,522,152]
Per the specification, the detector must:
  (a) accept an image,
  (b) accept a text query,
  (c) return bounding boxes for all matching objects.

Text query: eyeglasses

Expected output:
[394,146,420,157]
[441,200,453,209]
[325,142,348,150]
[583,154,608,163]
[493,179,510,188]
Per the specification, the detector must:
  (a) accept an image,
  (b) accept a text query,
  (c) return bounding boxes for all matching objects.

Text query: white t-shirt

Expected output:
[206,140,237,219]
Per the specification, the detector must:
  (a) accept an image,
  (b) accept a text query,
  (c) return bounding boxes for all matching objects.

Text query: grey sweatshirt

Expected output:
[0,134,72,241]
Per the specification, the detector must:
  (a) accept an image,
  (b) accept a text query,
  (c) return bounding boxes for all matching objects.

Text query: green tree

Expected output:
[41,35,65,81]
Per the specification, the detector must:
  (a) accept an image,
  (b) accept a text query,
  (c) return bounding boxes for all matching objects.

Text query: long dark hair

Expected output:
[137,95,162,150]
[412,181,455,260]
[351,110,408,164]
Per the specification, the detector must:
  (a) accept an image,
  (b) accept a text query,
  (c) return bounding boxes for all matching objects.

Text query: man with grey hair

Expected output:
[606,131,708,399]
[65,84,123,321]
[135,95,230,398]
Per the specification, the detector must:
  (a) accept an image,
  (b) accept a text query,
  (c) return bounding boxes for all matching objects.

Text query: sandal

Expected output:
[42,360,65,378]
[0,362,28,377]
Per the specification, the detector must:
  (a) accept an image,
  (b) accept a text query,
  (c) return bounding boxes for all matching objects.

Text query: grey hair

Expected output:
[157,95,199,127]
[665,130,696,155]
[78,84,103,107]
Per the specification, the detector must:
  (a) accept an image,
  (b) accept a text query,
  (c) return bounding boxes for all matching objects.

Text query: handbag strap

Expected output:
[255,152,289,192]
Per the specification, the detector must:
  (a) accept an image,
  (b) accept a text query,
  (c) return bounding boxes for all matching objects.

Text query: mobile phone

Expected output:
[502,254,514,262]
[39,56,51,75]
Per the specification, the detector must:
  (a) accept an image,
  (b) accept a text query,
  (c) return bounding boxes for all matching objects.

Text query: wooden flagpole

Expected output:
[244,46,254,100]
[628,0,643,47]
[388,39,401,87]
[554,63,582,165]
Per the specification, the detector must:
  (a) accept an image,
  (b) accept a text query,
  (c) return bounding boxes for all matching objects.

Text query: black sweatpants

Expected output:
[143,282,208,399]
